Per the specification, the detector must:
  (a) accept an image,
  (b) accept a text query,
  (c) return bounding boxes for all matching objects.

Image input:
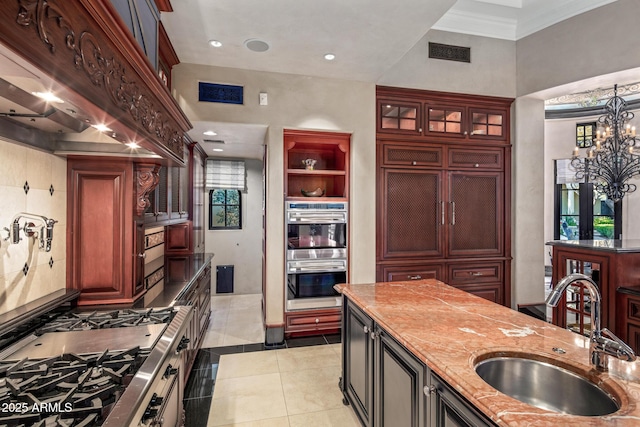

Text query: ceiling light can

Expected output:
[324,53,336,61]
[209,40,222,47]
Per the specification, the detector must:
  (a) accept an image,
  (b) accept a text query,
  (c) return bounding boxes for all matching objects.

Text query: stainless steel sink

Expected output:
[475,356,620,416]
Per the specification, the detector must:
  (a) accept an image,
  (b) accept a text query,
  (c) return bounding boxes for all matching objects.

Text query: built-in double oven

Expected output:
[286,201,348,310]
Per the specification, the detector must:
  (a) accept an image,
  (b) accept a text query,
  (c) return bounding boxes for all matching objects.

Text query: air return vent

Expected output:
[428,42,471,63]
[204,139,225,144]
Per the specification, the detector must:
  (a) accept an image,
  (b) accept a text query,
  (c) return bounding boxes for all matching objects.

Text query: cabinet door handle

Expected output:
[370,330,378,340]
[451,201,456,225]
[408,275,422,280]
[138,252,146,259]
[363,325,369,334]
[423,385,437,396]
[441,201,445,225]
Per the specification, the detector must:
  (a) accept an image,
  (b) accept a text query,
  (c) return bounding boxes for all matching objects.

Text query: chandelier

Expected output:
[571,84,640,201]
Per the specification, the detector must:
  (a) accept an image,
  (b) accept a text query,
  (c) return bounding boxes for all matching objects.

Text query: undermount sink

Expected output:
[475,355,620,416]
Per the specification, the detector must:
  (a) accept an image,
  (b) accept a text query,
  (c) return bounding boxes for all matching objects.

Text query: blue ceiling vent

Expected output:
[198,82,244,105]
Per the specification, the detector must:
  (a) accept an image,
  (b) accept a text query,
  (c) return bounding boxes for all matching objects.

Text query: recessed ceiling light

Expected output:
[204,130,217,136]
[209,40,222,47]
[245,39,270,52]
[126,142,140,149]
[212,148,224,152]
[324,53,336,61]
[32,91,64,104]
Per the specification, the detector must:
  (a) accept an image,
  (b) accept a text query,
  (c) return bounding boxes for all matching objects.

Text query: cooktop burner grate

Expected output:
[0,347,149,426]
[35,308,176,334]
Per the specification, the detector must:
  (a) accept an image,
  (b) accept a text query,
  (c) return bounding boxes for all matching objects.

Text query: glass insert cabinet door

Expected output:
[561,259,601,337]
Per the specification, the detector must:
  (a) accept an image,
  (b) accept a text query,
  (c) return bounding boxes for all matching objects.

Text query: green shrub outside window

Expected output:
[209,189,241,229]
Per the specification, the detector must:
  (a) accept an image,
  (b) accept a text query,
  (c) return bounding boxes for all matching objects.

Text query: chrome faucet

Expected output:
[3,213,58,252]
[547,273,636,371]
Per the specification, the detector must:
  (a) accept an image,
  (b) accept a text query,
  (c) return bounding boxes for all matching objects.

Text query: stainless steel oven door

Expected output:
[286,259,346,311]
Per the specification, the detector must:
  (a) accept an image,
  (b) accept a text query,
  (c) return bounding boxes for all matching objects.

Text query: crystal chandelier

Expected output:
[571,84,640,201]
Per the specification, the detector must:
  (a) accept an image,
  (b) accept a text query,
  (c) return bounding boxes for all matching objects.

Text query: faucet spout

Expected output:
[546,273,636,370]
[7,213,57,252]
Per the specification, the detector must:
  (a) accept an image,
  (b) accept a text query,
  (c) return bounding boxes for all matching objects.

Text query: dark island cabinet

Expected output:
[343,299,375,427]
[429,374,495,427]
[341,298,493,427]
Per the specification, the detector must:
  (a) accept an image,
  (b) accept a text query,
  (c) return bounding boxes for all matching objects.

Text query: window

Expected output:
[209,189,241,229]
[554,159,618,240]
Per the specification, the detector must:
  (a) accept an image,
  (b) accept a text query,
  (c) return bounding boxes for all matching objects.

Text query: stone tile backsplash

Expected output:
[0,138,67,315]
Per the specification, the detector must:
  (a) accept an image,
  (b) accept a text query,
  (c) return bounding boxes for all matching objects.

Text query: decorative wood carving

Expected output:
[0,0,191,163]
[135,164,161,217]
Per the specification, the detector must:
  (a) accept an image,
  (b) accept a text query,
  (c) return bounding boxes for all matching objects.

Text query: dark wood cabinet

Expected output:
[342,297,496,427]
[190,144,206,253]
[378,88,509,144]
[376,87,512,306]
[342,300,374,427]
[429,373,494,427]
[375,329,427,427]
[67,157,147,305]
[550,241,640,346]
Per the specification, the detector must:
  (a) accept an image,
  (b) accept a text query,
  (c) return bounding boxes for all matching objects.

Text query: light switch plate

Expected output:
[259,92,268,105]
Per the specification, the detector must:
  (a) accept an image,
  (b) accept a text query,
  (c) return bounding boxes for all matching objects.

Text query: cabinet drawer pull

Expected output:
[470,272,483,276]
[424,385,437,395]
[408,275,422,280]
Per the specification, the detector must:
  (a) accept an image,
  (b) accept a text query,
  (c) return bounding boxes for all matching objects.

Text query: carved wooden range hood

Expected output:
[0,0,192,165]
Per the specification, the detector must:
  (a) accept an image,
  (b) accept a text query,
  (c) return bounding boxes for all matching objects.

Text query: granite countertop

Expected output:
[336,280,640,426]
[547,239,640,252]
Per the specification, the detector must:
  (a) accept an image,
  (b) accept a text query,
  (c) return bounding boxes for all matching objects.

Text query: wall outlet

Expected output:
[259,92,268,106]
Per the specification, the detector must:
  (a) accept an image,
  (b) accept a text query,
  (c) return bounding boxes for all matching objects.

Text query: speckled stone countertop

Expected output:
[336,280,640,426]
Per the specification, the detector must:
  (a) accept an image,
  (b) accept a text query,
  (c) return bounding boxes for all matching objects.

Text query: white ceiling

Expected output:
[160,0,617,159]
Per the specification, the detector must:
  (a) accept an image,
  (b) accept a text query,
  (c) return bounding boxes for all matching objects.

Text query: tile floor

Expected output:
[184,294,359,426]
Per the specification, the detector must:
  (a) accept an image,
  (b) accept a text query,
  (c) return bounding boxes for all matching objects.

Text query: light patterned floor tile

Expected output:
[217,351,279,379]
[288,407,360,427]
[275,344,340,372]
[209,373,287,426]
[280,366,345,415]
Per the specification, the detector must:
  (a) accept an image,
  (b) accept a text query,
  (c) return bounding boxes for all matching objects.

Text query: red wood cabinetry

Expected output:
[376,86,512,305]
[67,157,151,305]
[284,129,350,200]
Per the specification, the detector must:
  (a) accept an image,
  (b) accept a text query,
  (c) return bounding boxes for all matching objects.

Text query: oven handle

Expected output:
[288,263,347,273]
[287,212,347,223]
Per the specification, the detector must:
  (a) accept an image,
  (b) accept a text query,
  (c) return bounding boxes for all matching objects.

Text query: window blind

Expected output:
[206,159,246,190]
[555,158,585,184]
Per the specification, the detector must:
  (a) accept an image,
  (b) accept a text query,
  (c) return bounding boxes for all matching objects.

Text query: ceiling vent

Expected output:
[428,42,470,63]
[204,139,225,144]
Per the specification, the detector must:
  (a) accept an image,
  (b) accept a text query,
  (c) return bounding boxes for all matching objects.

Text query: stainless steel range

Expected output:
[0,303,192,427]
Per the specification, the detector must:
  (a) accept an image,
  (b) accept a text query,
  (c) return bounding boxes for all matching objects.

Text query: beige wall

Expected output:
[379,29,516,98]
[172,64,376,328]
[207,158,264,295]
[516,0,640,97]
[0,138,66,315]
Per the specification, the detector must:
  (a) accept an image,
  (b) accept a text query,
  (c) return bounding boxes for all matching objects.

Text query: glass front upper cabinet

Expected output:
[378,101,421,134]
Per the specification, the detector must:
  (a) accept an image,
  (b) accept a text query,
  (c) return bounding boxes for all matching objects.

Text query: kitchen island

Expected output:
[337,279,640,426]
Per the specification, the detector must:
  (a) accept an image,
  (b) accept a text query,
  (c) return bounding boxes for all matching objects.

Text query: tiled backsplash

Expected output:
[0,139,67,315]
